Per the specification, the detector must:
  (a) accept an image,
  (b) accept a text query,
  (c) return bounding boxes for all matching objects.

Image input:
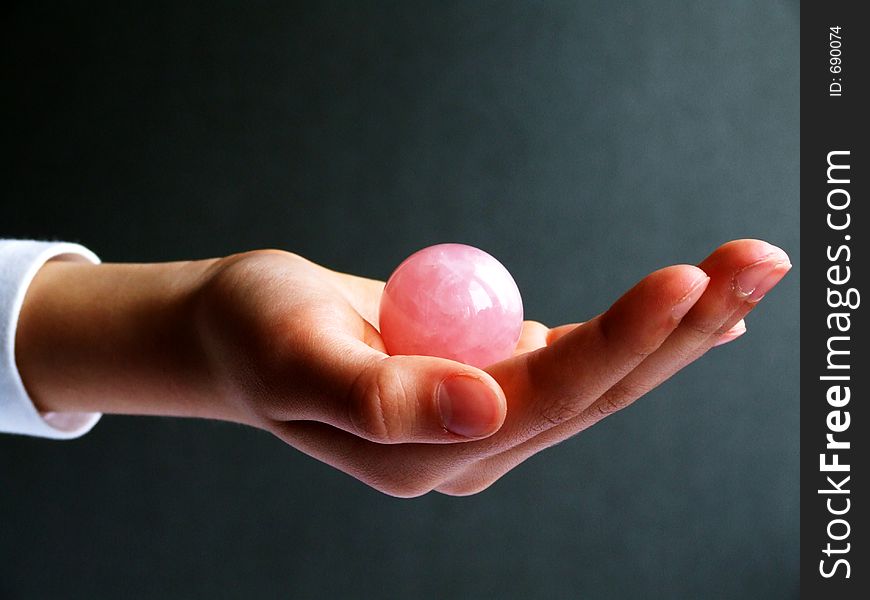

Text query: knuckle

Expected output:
[539,395,584,429]
[629,336,659,358]
[593,386,637,417]
[523,350,584,432]
[348,359,408,443]
[595,396,623,417]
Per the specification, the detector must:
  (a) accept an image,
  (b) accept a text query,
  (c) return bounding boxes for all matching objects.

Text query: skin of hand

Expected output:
[15,239,790,497]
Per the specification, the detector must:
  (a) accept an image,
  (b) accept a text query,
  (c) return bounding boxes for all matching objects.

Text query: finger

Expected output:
[546,323,581,345]
[714,319,746,347]
[437,240,790,495]
[514,320,550,355]
[576,239,790,420]
[287,328,508,444]
[486,264,710,443]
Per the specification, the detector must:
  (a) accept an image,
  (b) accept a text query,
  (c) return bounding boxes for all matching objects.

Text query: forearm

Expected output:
[14,258,231,421]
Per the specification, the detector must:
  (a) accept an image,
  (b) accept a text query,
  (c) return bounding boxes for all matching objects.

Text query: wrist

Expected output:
[15,257,226,421]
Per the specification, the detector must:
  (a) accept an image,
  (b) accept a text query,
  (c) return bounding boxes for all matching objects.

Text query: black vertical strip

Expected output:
[801,1,868,597]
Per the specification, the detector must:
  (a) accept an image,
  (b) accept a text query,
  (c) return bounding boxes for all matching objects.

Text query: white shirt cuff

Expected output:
[0,240,102,439]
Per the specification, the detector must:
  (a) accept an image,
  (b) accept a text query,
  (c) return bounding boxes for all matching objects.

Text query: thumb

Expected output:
[337,345,507,444]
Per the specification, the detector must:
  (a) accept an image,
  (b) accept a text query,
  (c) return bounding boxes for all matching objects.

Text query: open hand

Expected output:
[191,239,790,496]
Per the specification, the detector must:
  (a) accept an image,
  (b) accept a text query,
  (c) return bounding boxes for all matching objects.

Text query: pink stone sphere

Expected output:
[379,243,524,368]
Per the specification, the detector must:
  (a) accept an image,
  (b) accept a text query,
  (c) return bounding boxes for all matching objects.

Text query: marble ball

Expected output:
[378,243,524,368]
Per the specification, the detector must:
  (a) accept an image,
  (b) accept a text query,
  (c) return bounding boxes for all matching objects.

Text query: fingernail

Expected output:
[672,275,710,320]
[437,375,500,438]
[714,321,747,347]
[734,259,792,302]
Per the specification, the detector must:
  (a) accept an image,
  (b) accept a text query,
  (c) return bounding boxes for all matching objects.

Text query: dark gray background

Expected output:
[2,1,799,598]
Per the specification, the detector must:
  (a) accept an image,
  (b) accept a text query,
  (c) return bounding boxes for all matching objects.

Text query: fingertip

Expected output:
[704,239,791,272]
[437,372,506,439]
[545,322,582,345]
[515,320,551,354]
[671,272,710,320]
[714,319,747,347]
